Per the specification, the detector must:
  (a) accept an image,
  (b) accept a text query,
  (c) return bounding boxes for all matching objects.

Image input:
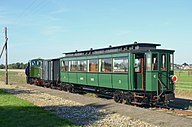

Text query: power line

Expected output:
[16,0,48,23]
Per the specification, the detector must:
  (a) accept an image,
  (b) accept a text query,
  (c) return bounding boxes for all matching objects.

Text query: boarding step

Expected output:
[131,102,144,105]
[134,95,146,99]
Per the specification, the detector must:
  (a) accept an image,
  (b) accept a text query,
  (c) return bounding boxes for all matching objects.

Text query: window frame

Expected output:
[61,60,69,72]
[170,53,174,71]
[113,57,128,73]
[70,60,78,72]
[160,53,167,71]
[88,59,98,72]
[99,58,112,73]
[77,60,87,72]
[152,53,159,71]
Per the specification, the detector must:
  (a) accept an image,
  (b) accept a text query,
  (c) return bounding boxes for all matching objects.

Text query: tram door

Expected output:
[134,53,145,90]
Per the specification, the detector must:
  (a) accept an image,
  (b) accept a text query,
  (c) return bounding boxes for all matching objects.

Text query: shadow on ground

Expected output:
[0,103,111,127]
[0,88,41,95]
[43,103,111,126]
[0,105,77,127]
[169,98,192,110]
[0,88,112,126]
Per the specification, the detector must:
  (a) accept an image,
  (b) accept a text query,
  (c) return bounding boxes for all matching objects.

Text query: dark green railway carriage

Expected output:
[60,42,175,105]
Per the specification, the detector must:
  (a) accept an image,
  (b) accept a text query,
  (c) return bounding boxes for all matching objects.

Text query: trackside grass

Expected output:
[174,70,192,90]
[0,71,26,84]
[0,90,78,127]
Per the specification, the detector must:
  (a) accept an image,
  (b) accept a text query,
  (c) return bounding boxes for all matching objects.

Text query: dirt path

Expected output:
[0,69,24,72]
[1,82,191,127]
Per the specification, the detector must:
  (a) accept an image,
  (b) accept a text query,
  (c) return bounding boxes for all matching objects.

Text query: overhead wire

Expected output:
[16,0,50,24]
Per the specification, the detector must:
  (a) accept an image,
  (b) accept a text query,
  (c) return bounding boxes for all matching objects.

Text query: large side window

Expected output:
[70,61,78,71]
[89,59,98,72]
[170,54,174,71]
[62,61,69,72]
[113,57,128,72]
[152,54,158,70]
[78,60,87,72]
[161,54,167,70]
[100,58,112,72]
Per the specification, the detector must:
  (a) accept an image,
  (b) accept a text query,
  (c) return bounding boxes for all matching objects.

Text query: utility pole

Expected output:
[5,27,8,85]
[0,27,8,84]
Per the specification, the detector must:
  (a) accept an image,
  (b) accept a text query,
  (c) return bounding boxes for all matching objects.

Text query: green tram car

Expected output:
[60,42,175,105]
[27,42,176,105]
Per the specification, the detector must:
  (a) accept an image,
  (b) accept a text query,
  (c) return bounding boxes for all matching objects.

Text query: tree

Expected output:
[0,64,5,69]
[182,62,188,66]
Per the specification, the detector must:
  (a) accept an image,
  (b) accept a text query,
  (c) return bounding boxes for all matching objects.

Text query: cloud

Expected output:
[51,8,68,14]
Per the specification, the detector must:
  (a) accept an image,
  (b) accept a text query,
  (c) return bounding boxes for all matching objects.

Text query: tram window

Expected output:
[135,59,141,72]
[70,61,78,71]
[113,57,128,72]
[100,58,112,72]
[78,60,87,72]
[161,54,167,70]
[62,61,69,72]
[152,54,158,70]
[170,54,174,71]
[146,53,151,71]
[31,61,35,66]
[31,60,41,66]
[89,59,98,72]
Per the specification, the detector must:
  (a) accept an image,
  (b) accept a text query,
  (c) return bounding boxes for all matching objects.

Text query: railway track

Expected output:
[38,83,192,117]
[155,105,192,116]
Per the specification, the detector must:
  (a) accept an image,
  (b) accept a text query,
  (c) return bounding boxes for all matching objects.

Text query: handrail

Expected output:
[157,78,164,97]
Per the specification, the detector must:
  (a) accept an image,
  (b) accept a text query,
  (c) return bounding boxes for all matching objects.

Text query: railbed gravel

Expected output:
[0,83,156,127]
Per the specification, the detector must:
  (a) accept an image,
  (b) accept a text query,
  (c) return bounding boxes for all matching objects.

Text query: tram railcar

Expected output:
[27,42,176,105]
[27,58,60,87]
[27,58,43,85]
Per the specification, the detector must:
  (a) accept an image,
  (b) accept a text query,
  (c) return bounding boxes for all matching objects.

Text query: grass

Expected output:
[0,89,78,127]
[174,70,192,90]
[0,71,26,84]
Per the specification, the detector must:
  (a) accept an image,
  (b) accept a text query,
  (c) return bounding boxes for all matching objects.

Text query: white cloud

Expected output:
[51,8,68,14]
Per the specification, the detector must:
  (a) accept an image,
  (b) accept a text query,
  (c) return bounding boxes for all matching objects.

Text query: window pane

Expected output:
[89,59,98,72]
[146,53,151,71]
[31,60,41,67]
[170,54,174,71]
[161,54,167,70]
[62,61,69,72]
[78,60,87,72]
[113,57,128,72]
[70,61,78,71]
[100,58,112,72]
[152,54,158,70]
[135,58,141,72]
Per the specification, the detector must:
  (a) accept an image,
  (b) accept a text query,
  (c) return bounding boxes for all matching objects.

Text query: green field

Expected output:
[0,89,77,127]
[174,70,192,90]
[0,71,26,84]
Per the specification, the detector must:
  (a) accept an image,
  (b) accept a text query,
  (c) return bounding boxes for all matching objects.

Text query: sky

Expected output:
[0,0,192,64]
